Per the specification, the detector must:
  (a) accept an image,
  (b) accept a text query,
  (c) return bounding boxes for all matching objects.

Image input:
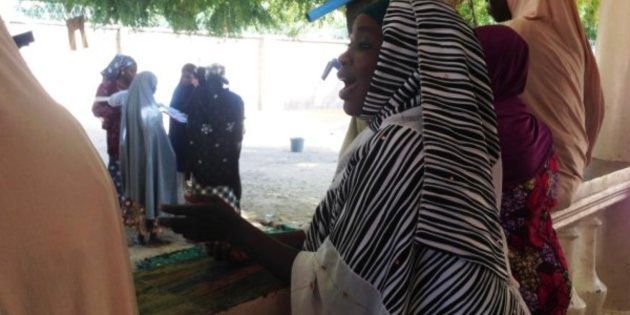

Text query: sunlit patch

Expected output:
[297,162,319,169]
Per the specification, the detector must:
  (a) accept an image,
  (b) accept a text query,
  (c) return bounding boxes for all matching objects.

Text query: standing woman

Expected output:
[487,0,605,210]
[92,54,137,205]
[185,64,244,209]
[169,63,196,203]
[169,63,196,175]
[476,25,570,314]
[120,71,177,245]
[192,66,207,88]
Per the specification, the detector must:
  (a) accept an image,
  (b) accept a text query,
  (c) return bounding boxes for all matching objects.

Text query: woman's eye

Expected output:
[358,42,372,50]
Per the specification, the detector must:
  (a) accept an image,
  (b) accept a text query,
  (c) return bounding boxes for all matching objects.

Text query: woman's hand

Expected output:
[160,197,241,243]
[162,197,300,283]
[205,241,250,262]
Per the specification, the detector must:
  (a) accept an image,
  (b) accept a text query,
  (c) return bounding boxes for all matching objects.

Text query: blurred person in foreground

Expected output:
[0,17,137,314]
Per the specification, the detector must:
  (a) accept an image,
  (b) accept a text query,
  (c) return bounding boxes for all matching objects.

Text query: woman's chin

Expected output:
[343,101,362,117]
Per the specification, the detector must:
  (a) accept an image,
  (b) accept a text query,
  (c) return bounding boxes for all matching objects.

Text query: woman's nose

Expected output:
[338,49,351,66]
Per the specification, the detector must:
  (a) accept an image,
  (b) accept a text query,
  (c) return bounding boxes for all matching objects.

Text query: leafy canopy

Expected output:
[455,0,600,41]
[18,0,341,36]
[19,0,600,40]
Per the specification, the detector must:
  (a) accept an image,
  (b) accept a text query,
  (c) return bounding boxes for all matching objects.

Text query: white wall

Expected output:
[5,20,347,120]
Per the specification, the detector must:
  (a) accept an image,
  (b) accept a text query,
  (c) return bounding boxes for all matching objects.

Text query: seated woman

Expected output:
[120,71,178,245]
[164,0,527,313]
[475,25,570,314]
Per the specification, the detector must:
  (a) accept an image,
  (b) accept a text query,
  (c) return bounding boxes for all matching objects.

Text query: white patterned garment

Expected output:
[294,0,529,314]
[186,179,241,212]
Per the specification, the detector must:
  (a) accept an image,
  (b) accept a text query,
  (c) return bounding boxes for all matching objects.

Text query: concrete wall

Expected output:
[4,19,347,120]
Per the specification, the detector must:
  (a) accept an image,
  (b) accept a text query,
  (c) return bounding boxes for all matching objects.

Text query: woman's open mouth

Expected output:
[338,76,357,100]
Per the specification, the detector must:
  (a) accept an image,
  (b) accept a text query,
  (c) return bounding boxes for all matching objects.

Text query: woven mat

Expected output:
[134,226,295,314]
[135,257,285,314]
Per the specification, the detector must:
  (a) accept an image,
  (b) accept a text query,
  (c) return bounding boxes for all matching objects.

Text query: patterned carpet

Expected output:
[135,255,285,314]
[134,227,294,314]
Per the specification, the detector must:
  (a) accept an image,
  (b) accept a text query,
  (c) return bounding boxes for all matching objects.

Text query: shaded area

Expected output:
[134,257,285,314]
[584,158,630,181]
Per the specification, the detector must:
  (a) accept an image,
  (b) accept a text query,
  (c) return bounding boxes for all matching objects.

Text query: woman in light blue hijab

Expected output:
[120,71,177,245]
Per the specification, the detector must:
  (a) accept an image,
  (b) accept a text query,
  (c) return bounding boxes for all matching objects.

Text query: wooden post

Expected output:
[66,18,77,50]
[78,16,88,48]
[65,16,88,50]
[116,27,122,53]
[257,37,265,111]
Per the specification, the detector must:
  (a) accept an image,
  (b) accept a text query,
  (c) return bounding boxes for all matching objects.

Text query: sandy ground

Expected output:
[240,110,348,225]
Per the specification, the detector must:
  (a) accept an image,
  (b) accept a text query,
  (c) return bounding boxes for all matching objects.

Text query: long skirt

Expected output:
[108,157,123,205]
[501,154,571,315]
[185,183,240,212]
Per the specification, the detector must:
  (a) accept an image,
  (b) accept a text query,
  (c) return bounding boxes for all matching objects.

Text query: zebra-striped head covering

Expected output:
[361,0,508,280]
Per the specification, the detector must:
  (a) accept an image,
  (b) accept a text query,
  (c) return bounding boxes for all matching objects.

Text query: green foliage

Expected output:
[455,0,600,41]
[577,0,600,41]
[457,0,495,27]
[18,0,601,40]
[18,0,343,36]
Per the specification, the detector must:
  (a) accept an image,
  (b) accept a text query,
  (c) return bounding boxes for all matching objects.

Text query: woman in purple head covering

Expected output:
[92,54,137,206]
[475,25,571,314]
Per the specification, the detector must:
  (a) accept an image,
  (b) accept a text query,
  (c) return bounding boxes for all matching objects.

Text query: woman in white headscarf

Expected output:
[120,71,177,245]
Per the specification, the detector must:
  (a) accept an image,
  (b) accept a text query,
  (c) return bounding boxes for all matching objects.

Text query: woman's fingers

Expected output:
[160,201,232,217]
[160,217,194,233]
[230,248,250,262]
[182,229,227,242]
[159,200,241,243]
[211,241,222,260]
[209,241,229,260]
[160,204,212,216]
[220,242,232,260]
[162,217,227,241]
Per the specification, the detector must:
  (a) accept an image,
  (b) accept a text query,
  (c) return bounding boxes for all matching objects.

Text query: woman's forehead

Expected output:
[352,14,380,35]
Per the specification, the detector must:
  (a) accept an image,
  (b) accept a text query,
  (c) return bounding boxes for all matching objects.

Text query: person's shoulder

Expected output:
[224,89,243,102]
[346,124,423,179]
[189,86,209,103]
[98,78,116,93]
[378,123,422,138]
[108,90,128,107]
[364,124,423,153]
[146,107,165,126]
[99,77,114,86]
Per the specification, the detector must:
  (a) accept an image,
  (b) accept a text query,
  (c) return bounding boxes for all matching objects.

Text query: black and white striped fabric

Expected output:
[304,0,527,313]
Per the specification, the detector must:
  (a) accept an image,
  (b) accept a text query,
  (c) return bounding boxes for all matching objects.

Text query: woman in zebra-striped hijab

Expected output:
[300,0,528,313]
[165,0,529,313]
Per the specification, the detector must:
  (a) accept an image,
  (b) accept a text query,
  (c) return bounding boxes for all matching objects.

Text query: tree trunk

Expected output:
[116,27,122,53]
[65,16,88,50]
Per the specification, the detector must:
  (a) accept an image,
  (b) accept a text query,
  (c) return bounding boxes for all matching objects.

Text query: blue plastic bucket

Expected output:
[290,137,304,153]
